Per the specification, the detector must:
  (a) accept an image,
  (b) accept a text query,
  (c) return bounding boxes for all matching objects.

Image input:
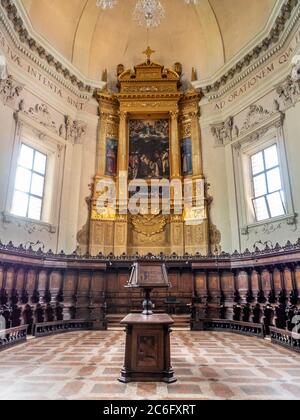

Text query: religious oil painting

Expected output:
[105,138,118,177]
[181,138,193,176]
[128,119,170,180]
[137,335,158,368]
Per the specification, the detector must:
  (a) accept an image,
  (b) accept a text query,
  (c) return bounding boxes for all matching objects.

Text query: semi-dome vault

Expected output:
[20,0,277,83]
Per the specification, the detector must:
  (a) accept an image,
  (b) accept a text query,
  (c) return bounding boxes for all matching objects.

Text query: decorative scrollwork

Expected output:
[131,214,168,237]
[0,75,23,107]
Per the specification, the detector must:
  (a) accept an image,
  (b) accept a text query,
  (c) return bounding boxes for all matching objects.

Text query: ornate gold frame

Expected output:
[88,49,210,256]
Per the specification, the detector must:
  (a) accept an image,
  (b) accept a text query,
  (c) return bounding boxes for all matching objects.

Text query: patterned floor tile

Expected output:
[0,330,299,400]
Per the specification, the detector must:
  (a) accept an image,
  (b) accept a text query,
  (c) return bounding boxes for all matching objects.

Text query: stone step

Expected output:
[107,314,191,329]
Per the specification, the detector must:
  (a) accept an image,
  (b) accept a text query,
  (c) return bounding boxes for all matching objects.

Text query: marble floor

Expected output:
[0,330,300,400]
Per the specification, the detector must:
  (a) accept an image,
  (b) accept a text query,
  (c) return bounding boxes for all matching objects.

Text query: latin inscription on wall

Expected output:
[0,28,87,110]
[211,27,300,112]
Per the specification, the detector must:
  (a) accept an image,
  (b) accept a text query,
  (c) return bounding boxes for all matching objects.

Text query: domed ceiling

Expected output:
[20,0,276,84]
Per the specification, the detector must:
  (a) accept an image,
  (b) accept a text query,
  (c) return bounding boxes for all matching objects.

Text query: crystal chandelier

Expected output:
[96,0,197,27]
[133,0,165,29]
[96,0,118,10]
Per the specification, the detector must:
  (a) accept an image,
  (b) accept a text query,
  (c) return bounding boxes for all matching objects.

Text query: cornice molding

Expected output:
[210,105,286,148]
[196,0,286,86]
[14,102,87,146]
[0,0,298,105]
[0,0,105,97]
[194,0,300,99]
[14,0,104,90]
[232,109,285,148]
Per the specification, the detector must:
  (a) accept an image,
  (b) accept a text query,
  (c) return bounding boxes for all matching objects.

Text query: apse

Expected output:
[0,0,300,403]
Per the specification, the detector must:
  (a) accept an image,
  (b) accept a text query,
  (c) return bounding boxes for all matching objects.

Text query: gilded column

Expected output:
[114,110,128,256]
[90,110,111,256]
[90,93,119,257]
[170,110,184,255]
[192,106,209,255]
[180,93,208,256]
[170,111,181,179]
[118,111,128,173]
[191,110,203,177]
[97,112,108,176]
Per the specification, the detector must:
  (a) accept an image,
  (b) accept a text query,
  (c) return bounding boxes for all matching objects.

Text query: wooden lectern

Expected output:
[119,262,177,383]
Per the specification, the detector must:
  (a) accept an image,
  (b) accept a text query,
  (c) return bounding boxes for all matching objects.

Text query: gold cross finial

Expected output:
[143,46,155,62]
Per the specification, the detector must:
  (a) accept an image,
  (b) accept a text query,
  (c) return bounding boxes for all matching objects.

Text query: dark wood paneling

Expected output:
[0,239,300,332]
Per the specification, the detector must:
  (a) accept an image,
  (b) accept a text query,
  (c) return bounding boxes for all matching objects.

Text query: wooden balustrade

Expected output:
[270,327,300,353]
[199,319,265,338]
[0,325,28,351]
[33,319,94,337]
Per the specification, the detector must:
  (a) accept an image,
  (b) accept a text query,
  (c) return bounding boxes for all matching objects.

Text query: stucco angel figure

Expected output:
[0,55,7,80]
[291,55,300,82]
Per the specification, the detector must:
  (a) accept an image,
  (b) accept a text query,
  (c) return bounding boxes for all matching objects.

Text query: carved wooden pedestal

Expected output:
[119,314,177,383]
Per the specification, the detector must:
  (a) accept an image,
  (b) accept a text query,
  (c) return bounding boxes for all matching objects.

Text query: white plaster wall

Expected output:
[238,113,300,251]
[201,124,232,253]
[284,102,300,218]
[203,92,300,254]
[197,12,300,254]
[76,104,99,238]
[0,105,98,253]
[0,100,59,249]
[0,86,98,254]
[0,101,14,212]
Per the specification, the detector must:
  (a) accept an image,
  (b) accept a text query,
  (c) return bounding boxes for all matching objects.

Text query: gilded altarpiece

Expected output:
[89,52,210,256]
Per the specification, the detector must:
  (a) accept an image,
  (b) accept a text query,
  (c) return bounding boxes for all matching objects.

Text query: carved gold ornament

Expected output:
[143,46,156,61]
[131,214,168,237]
[181,121,192,138]
[106,122,119,139]
[91,205,116,221]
